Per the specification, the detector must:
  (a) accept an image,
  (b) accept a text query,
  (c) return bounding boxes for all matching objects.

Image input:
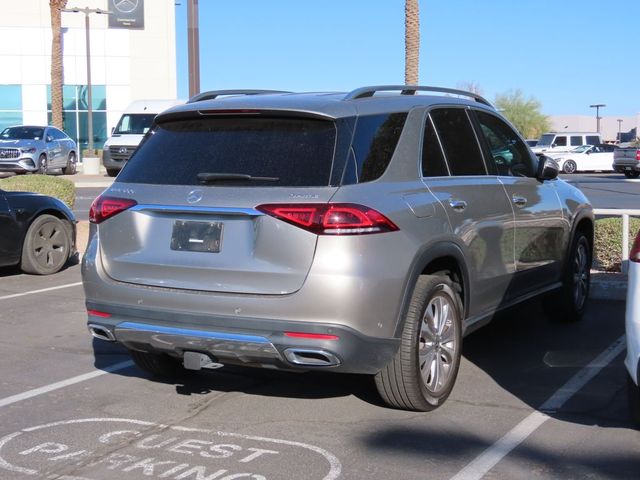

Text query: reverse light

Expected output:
[256,203,398,235]
[89,195,137,224]
[284,332,339,341]
[630,231,640,263]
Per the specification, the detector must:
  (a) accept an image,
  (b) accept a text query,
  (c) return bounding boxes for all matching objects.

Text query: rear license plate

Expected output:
[170,221,223,253]
[625,167,632,171]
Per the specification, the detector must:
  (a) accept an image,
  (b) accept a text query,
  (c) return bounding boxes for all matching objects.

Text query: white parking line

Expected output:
[0,361,134,408]
[0,282,82,301]
[450,335,626,480]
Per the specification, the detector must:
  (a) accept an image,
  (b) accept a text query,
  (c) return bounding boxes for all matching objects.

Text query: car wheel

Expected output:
[129,349,184,377]
[62,152,77,175]
[106,168,119,177]
[545,231,591,322]
[624,171,640,179]
[37,154,48,175]
[628,373,640,427]
[562,160,577,174]
[20,214,71,275]
[375,275,463,411]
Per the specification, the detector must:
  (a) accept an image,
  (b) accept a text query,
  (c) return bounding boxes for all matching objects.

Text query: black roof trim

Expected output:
[344,85,493,107]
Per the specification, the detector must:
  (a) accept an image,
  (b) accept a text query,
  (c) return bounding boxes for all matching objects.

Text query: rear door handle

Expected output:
[448,199,467,211]
[512,195,527,207]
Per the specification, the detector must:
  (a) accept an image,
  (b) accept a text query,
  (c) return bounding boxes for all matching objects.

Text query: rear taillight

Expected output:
[256,203,398,235]
[636,149,640,161]
[89,195,137,224]
[631,231,640,263]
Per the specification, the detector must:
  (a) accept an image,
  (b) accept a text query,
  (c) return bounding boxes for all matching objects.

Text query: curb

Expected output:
[590,271,627,301]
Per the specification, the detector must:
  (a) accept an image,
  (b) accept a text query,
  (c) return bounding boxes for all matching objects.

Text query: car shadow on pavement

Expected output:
[461,298,632,429]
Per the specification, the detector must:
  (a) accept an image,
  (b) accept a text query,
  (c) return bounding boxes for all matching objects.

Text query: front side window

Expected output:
[570,135,582,146]
[586,135,601,145]
[430,108,486,176]
[554,136,567,147]
[117,117,337,187]
[475,111,536,177]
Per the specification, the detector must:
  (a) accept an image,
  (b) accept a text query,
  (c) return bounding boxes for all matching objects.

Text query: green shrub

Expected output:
[0,175,75,208]
[594,217,640,272]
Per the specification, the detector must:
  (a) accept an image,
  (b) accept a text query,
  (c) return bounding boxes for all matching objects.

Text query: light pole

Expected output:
[187,0,200,97]
[617,119,623,142]
[61,7,111,154]
[589,103,606,133]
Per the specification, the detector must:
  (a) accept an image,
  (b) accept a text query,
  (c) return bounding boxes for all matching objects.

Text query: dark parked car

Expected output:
[83,86,593,411]
[0,125,77,175]
[0,189,76,274]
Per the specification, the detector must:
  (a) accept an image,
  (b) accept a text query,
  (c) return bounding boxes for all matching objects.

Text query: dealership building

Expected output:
[0,0,177,151]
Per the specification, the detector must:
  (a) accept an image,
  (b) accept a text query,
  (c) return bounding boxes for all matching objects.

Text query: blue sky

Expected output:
[174,0,639,116]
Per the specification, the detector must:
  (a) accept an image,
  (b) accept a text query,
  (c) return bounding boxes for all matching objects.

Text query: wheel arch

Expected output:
[392,241,471,338]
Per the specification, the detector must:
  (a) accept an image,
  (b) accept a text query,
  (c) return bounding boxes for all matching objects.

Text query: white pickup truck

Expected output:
[613,146,640,178]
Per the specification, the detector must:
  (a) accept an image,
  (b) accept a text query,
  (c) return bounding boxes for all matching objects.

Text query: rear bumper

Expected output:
[86,303,399,374]
[613,163,640,173]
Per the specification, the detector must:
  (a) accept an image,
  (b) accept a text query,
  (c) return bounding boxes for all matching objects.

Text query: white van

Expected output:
[531,132,602,155]
[102,99,184,177]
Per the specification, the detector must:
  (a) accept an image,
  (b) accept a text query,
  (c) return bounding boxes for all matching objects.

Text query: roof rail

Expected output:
[343,85,492,107]
[187,89,291,104]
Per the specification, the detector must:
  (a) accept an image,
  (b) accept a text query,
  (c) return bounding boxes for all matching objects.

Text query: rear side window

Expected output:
[348,113,407,183]
[570,135,582,146]
[430,108,486,175]
[421,116,449,177]
[586,135,600,145]
[117,117,337,187]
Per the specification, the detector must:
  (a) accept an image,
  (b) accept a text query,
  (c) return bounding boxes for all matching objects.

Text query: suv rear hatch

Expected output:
[95,114,341,295]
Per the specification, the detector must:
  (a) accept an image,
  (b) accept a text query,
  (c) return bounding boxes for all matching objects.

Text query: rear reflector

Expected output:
[630,230,640,263]
[87,309,112,318]
[89,196,137,224]
[256,203,398,235]
[284,332,339,341]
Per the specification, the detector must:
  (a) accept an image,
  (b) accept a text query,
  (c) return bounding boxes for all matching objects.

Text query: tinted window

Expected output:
[117,117,336,187]
[421,116,449,177]
[554,136,567,147]
[430,109,486,176]
[475,111,536,177]
[537,134,554,147]
[586,135,600,145]
[351,113,407,183]
[570,135,582,146]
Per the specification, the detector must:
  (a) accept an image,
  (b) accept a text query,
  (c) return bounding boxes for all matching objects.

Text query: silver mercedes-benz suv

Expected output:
[82,86,594,411]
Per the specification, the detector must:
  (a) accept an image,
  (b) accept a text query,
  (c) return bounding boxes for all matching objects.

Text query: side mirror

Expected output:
[536,155,559,181]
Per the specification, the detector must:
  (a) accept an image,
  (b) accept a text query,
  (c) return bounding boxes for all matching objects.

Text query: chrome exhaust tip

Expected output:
[284,348,340,367]
[88,324,116,342]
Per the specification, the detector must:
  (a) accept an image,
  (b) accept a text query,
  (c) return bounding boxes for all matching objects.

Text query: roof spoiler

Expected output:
[187,90,291,104]
[343,85,492,107]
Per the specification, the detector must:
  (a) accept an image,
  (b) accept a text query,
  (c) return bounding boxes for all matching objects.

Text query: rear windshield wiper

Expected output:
[197,172,280,184]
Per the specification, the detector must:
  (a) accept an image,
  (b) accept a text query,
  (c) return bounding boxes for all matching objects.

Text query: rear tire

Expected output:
[20,214,71,275]
[545,231,591,322]
[375,275,463,411]
[562,160,577,174]
[628,373,640,428]
[129,349,184,377]
[624,171,640,179]
[106,168,119,177]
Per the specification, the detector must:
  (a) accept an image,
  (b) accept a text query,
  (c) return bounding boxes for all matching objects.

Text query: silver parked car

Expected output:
[0,125,77,175]
[82,86,594,411]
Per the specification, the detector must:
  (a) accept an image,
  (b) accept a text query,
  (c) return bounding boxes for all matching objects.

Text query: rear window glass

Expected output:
[117,117,337,187]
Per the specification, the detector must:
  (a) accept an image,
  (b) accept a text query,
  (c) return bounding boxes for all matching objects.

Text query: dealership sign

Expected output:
[109,0,145,29]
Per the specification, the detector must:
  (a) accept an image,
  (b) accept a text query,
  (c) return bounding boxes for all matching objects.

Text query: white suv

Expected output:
[532,132,602,155]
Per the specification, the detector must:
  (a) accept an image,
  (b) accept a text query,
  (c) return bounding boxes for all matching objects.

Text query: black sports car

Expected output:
[0,189,76,275]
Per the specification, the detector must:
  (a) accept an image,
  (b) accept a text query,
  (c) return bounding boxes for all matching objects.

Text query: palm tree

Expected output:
[404,0,420,85]
[50,0,68,129]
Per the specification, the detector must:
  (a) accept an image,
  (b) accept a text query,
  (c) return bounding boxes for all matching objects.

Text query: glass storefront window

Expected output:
[0,112,23,131]
[0,85,22,130]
